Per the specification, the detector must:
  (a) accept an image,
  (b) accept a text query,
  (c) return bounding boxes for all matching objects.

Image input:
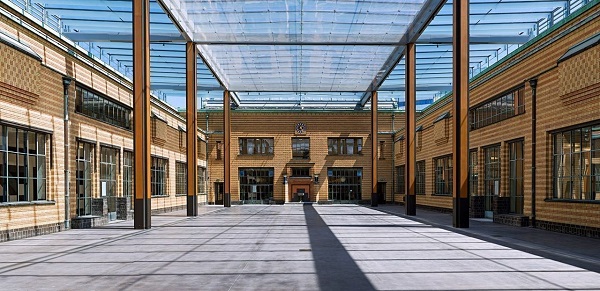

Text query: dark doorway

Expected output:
[214,182,224,205]
[377,182,387,204]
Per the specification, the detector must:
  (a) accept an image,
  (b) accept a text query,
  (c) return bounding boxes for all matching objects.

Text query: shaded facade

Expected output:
[0,3,207,241]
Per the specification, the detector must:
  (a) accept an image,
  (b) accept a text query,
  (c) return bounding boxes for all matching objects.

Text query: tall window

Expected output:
[470,87,525,130]
[434,155,453,195]
[75,85,132,130]
[485,146,501,197]
[239,138,274,155]
[328,138,363,155]
[509,140,524,213]
[239,168,274,203]
[198,166,206,195]
[151,157,168,196]
[327,168,362,201]
[292,137,310,159]
[396,165,405,194]
[216,141,222,160]
[76,142,94,216]
[553,124,600,201]
[100,146,118,197]
[123,151,133,209]
[378,141,386,160]
[176,162,187,196]
[0,125,47,203]
[469,150,479,196]
[416,161,426,195]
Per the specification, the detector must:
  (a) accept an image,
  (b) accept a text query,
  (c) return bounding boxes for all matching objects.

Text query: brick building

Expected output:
[0,2,207,241]
[394,4,600,235]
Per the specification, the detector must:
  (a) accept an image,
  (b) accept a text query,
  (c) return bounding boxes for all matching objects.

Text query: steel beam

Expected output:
[186,41,198,216]
[133,0,151,229]
[452,0,470,228]
[405,43,417,216]
[223,91,232,207]
[371,91,379,207]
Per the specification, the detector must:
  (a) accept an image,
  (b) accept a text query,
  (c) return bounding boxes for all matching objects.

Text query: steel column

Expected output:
[133,0,151,229]
[371,91,378,207]
[405,43,417,216]
[186,41,198,216]
[223,91,231,207]
[452,0,470,228]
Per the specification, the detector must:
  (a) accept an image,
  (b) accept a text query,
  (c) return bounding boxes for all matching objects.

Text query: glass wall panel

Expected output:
[76,142,94,216]
[327,167,362,202]
[239,168,274,203]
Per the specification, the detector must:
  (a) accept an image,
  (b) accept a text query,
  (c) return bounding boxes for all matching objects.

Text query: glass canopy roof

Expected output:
[2,0,593,110]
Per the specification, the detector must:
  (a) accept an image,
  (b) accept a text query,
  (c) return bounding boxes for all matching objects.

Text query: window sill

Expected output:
[238,154,274,156]
[0,200,56,207]
[432,193,452,197]
[544,198,600,204]
[151,195,170,199]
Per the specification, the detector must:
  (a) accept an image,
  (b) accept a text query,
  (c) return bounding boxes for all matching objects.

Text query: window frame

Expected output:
[327,137,363,155]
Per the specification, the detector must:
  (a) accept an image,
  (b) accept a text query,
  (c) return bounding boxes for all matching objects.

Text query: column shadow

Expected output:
[303,204,376,291]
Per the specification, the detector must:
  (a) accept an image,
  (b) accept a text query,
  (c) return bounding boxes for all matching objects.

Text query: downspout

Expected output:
[391,114,396,203]
[205,113,210,201]
[529,78,538,227]
[62,77,72,229]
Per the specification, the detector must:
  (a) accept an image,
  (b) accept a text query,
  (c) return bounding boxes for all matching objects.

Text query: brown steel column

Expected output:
[133,0,151,229]
[223,91,231,207]
[371,91,378,207]
[452,0,470,228]
[186,41,198,216]
[405,43,417,216]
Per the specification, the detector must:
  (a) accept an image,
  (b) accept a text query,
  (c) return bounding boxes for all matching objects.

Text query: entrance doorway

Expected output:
[291,185,310,202]
[214,182,224,205]
[377,182,387,204]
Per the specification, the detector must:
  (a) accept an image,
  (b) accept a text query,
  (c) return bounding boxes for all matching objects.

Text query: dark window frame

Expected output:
[433,155,453,196]
[470,86,525,130]
[75,85,132,130]
[239,137,274,155]
[327,137,363,155]
[291,137,310,159]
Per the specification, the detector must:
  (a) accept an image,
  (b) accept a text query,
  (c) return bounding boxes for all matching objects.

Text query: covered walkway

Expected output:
[1,205,599,290]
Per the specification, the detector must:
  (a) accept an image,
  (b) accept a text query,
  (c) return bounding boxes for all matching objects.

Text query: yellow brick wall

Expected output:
[394,4,600,228]
[201,111,403,203]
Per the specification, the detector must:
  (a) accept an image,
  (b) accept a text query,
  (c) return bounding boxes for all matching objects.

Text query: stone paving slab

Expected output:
[0,204,599,291]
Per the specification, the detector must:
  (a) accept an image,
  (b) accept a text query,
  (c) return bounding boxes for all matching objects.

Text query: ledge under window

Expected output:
[151,195,170,198]
[0,200,56,207]
[544,198,600,204]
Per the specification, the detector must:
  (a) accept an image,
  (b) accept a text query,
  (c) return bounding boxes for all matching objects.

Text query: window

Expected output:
[327,168,362,201]
[292,137,310,159]
[378,141,386,160]
[75,85,132,130]
[123,150,133,210]
[485,146,501,197]
[416,160,426,195]
[239,168,274,203]
[176,162,187,196]
[509,140,524,213]
[216,141,222,160]
[151,157,168,196]
[292,167,310,177]
[434,155,453,195]
[396,165,405,194]
[328,138,362,155]
[553,124,600,201]
[198,166,206,195]
[100,146,118,197]
[239,138,274,155]
[470,87,525,130]
[76,142,94,216]
[469,150,479,196]
[0,125,47,203]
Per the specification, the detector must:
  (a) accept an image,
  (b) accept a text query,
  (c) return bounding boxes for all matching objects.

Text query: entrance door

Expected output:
[291,185,310,202]
[214,182,224,205]
[377,182,387,204]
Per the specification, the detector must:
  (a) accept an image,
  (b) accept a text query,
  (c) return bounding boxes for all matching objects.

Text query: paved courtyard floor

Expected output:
[1,204,599,290]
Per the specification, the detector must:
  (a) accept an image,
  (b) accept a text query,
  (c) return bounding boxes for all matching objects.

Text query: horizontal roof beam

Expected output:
[63,32,185,43]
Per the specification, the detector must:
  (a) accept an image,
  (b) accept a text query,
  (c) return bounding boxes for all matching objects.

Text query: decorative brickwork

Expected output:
[0,223,63,242]
[536,220,600,238]
[493,196,510,215]
[494,214,530,227]
[470,196,485,218]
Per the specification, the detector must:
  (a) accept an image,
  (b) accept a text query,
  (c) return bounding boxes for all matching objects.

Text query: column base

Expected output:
[224,193,231,207]
[453,197,469,228]
[134,198,151,229]
[371,193,378,207]
[187,195,198,216]
[406,194,416,216]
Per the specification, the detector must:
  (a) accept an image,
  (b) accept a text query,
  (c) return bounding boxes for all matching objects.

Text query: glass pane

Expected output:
[0,126,4,151]
[7,127,17,152]
[28,132,36,154]
[18,130,27,153]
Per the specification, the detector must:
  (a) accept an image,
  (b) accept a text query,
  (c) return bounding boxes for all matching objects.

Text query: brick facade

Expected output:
[0,2,207,241]
[394,3,600,236]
